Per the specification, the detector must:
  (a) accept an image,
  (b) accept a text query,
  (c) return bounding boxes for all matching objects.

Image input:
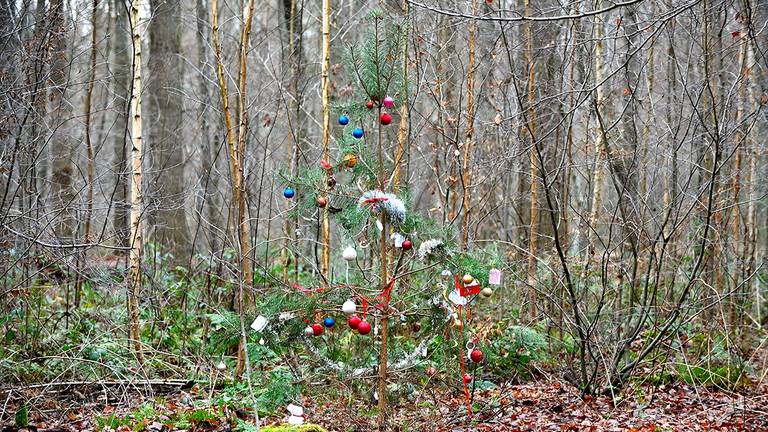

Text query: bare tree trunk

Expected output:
[460,1,477,250]
[211,0,255,378]
[744,36,760,326]
[147,0,190,262]
[320,0,331,278]
[281,0,304,282]
[582,0,607,279]
[392,1,408,191]
[112,0,130,251]
[195,0,220,253]
[128,0,145,365]
[524,0,539,318]
[48,0,74,240]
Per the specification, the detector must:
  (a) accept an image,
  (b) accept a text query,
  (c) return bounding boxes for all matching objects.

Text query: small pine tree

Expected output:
[251,11,503,426]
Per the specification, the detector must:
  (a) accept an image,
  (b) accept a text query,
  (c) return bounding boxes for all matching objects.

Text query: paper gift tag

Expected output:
[489,268,502,285]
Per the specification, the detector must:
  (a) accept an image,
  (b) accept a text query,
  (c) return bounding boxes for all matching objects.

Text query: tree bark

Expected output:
[147,0,190,262]
[128,0,145,365]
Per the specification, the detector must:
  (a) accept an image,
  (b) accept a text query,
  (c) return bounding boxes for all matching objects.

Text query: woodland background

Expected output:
[1,0,767,430]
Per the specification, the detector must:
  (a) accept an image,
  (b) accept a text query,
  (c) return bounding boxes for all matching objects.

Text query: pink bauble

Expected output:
[383,96,395,108]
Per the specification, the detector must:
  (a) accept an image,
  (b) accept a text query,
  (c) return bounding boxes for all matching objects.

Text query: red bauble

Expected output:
[311,323,324,336]
[402,240,412,250]
[348,315,362,330]
[357,320,372,335]
[470,348,484,363]
[316,196,328,208]
[366,100,374,109]
[425,366,437,377]
[380,112,392,125]
[463,374,473,384]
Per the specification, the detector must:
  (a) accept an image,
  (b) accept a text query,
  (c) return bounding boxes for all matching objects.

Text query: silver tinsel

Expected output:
[358,190,406,225]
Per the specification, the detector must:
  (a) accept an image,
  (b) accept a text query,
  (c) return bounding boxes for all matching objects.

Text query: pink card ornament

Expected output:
[489,268,501,285]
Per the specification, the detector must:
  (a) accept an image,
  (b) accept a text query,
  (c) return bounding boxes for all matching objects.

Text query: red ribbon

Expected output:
[361,196,389,205]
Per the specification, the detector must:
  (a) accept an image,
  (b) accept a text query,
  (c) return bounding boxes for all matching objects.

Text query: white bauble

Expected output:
[216,361,227,371]
[342,246,358,261]
[304,325,315,335]
[342,299,357,315]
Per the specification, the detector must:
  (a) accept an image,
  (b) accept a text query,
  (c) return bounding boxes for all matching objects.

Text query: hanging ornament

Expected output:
[216,360,227,371]
[391,232,405,248]
[402,239,413,250]
[352,127,364,139]
[383,96,395,108]
[320,160,333,171]
[316,196,328,208]
[366,100,374,109]
[489,268,502,285]
[470,348,485,363]
[304,325,315,336]
[481,287,493,298]
[283,187,295,199]
[441,269,453,280]
[342,299,357,315]
[451,318,463,328]
[462,274,474,285]
[357,320,372,335]
[425,366,437,377]
[327,175,337,188]
[348,315,362,329]
[463,374,473,384]
[412,322,422,332]
[380,112,392,125]
[342,246,358,261]
[311,323,324,336]
[338,114,350,125]
[323,317,335,328]
[343,153,358,168]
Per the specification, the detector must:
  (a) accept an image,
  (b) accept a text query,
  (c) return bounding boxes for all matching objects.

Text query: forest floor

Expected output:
[2,378,767,432]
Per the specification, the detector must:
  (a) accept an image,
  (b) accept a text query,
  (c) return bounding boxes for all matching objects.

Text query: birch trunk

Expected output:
[128,0,145,365]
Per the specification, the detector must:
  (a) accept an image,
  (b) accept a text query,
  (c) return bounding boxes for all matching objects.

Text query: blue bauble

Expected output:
[338,115,349,125]
[323,317,335,328]
[283,187,295,199]
[352,127,364,139]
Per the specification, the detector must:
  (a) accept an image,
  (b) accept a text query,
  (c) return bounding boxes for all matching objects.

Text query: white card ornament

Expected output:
[392,232,405,248]
[216,361,227,371]
[489,268,502,285]
[448,289,468,306]
[286,404,304,425]
[250,315,268,332]
[286,404,304,416]
[376,219,384,231]
[279,312,295,321]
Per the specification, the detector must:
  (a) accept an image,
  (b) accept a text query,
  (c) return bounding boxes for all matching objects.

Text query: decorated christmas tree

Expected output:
[241,11,503,428]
